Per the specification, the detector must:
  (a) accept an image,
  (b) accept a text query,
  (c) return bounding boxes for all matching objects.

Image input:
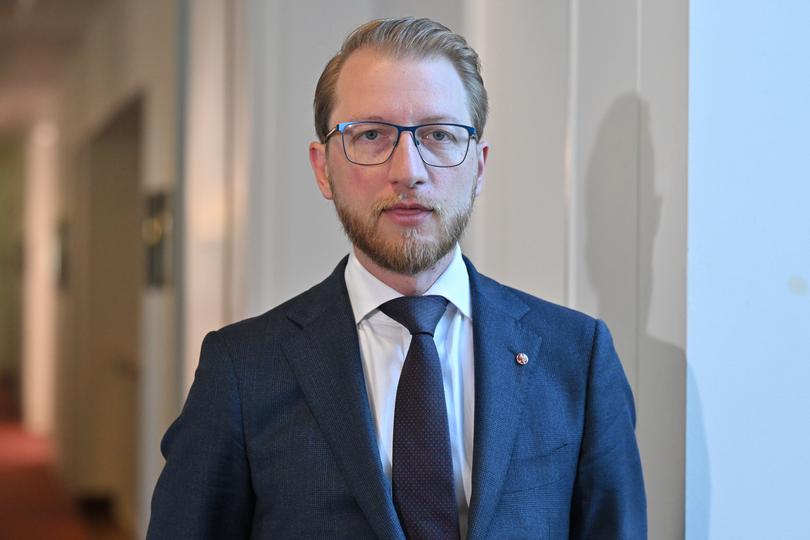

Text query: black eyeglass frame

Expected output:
[324,120,478,168]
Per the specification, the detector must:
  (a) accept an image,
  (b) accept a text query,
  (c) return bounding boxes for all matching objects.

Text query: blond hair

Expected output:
[313,17,488,143]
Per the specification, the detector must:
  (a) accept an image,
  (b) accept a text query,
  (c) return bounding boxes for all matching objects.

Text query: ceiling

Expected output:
[0,0,106,133]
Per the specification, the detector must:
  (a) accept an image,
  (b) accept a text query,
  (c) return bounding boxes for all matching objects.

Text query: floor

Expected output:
[0,389,129,540]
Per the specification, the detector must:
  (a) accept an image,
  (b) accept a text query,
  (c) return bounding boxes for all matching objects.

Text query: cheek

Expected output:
[332,172,382,208]
[438,171,477,203]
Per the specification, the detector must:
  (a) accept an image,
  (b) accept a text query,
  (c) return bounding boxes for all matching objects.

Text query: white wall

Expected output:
[687,3,810,538]
[570,2,687,537]
[463,0,569,306]
[237,0,465,319]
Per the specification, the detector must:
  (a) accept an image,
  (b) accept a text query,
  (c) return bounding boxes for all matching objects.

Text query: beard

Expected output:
[331,181,477,276]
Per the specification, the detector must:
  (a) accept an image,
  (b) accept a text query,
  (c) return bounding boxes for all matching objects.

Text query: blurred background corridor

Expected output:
[1,0,172,538]
[1,0,807,539]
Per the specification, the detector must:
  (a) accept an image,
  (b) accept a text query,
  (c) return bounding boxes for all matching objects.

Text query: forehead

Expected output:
[331,47,470,125]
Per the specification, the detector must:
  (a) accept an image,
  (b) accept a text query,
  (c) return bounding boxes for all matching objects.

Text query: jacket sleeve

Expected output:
[147,331,254,539]
[569,319,647,539]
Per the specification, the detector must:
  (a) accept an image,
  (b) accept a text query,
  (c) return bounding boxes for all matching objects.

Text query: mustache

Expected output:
[371,193,441,216]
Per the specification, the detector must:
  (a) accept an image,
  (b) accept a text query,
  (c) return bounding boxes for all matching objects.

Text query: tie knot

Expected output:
[378,295,449,336]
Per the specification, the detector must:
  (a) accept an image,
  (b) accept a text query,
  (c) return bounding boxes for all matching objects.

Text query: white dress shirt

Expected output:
[344,244,475,534]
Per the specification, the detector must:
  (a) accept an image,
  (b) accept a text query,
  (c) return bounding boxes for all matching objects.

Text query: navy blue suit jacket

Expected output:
[148,257,646,539]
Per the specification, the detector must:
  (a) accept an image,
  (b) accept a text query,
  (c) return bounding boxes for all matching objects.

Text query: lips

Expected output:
[381,202,434,225]
[387,202,431,211]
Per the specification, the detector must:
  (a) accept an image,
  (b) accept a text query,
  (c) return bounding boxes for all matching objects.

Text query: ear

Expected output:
[309,141,333,199]
[473,140,489,196]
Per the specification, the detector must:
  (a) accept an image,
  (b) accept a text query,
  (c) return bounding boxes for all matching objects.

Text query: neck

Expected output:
[353,246,455,296]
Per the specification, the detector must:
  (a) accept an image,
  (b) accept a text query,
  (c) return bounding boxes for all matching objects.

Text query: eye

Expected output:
[423,128,456,143]
[349,124,394,144]
[356,128,380,141]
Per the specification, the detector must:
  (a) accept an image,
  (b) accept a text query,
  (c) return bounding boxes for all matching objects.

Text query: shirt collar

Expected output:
[344,244,472,325]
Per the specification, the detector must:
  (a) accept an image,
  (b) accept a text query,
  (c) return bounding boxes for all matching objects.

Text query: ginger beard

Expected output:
[330,178,477,276]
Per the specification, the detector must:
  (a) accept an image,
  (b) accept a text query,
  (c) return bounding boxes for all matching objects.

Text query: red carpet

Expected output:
[0,423,89,540]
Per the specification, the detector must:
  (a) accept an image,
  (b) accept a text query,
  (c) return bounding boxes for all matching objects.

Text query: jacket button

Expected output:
[515,352,529,365]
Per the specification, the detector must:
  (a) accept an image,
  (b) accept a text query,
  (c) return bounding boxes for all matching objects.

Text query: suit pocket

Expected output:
[500,442,574,493]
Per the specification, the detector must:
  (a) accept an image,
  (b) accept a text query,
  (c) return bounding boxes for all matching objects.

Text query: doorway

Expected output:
[0,136,24,422]
[69,96,143,537]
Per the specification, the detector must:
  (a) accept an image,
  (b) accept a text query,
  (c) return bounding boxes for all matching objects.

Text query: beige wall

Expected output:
[22,122,59,437]
[570,2,687,536]
[52,0,177,535]
[182,0,233,390]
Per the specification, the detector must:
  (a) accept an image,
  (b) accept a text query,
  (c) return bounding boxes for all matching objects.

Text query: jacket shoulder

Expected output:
[510,284,596,333]
[471,266,599,340]
[212,257,349,352]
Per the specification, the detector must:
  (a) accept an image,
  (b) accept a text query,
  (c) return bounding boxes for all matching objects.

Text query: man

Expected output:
[148,17,646,539]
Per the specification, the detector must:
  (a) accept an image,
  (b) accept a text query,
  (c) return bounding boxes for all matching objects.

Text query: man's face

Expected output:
[310,48,488,276]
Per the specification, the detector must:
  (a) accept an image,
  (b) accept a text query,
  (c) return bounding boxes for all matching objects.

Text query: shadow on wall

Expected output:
[583,94,706,537]
[686,366,709,539]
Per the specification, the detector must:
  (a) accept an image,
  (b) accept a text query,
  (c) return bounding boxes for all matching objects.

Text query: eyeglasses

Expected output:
[324,121,478,167]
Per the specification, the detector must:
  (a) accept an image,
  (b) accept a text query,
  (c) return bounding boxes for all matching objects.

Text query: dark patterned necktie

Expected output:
[378,295,459,540]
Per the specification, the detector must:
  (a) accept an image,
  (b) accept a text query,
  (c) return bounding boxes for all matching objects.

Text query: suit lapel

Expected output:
[281,259,404,540]
[465,260,544,539]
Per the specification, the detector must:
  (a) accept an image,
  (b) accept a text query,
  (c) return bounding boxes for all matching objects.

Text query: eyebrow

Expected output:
[345,114,463,124]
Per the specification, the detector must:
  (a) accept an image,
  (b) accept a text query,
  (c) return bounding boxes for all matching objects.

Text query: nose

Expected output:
[388,131,428,188]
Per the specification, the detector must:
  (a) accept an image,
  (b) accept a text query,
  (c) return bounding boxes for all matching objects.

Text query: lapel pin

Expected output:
[515,352,529,365]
